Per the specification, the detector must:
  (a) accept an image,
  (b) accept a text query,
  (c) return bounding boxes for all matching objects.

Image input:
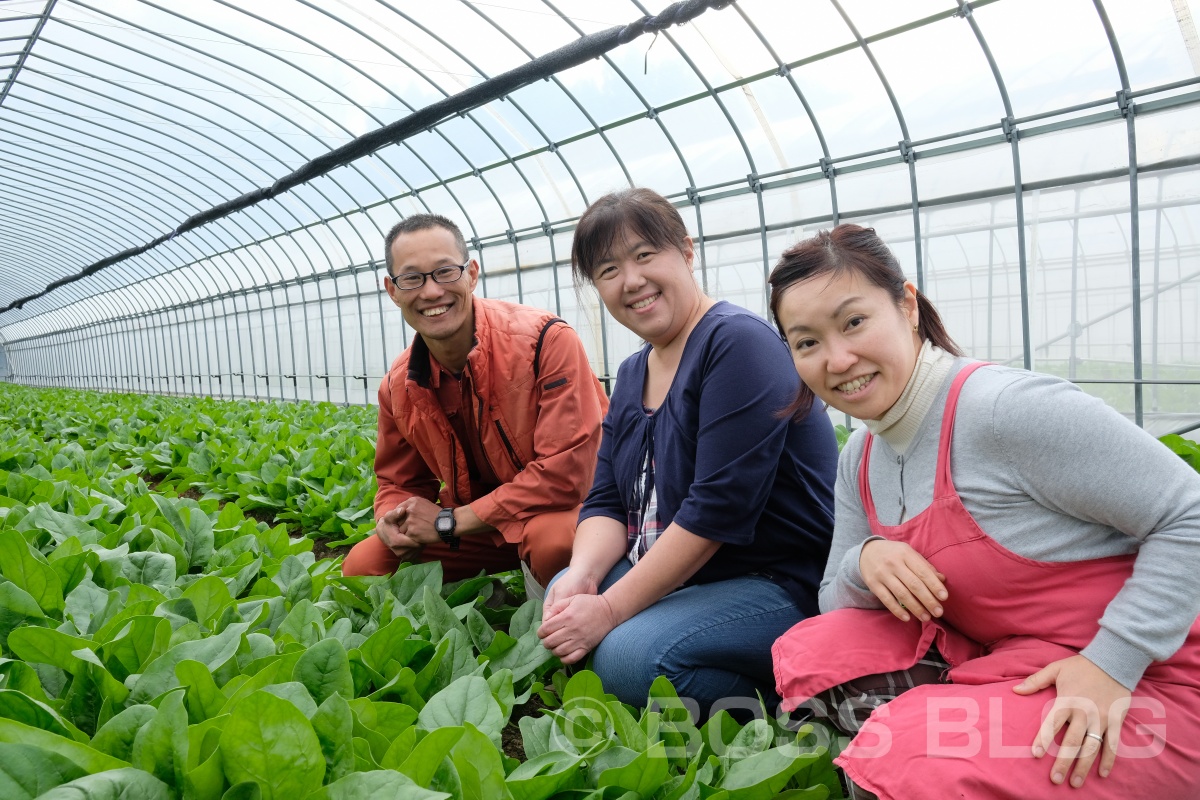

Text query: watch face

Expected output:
[436,512,453,533]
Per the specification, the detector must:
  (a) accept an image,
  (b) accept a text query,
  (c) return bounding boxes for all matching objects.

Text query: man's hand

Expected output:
[376,504,423,561]
[396,496,445,546]
[859,539,948,622]
[1014,654,1130,788]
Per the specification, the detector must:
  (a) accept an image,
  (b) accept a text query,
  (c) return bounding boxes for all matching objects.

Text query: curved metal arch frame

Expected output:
[56,0,519,399]
[0,100,291,397]
[1091,0,1144,426]
[14,29,417,400]
[1,0,1196,426]
[123,0,492,251]
[954,0,1033,372]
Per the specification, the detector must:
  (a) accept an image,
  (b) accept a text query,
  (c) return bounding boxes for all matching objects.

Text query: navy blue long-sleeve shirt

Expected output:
[580,302,839,617]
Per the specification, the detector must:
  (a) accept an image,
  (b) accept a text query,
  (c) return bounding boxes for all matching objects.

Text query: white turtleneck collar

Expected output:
[863,340,955,454]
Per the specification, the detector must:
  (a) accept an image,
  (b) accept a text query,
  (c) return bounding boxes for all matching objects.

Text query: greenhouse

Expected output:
[1,0,1199,798]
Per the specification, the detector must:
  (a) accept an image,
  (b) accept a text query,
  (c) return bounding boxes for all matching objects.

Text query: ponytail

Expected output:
[915,290,962,357]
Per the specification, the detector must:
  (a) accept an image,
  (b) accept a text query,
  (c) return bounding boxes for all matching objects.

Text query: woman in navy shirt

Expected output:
[537,188,838,718]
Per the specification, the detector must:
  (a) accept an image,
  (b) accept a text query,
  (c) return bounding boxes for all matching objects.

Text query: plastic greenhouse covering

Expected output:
[1,0,1198,437]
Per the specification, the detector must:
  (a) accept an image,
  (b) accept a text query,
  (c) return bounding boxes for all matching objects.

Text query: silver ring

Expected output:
[1084,731,1104,744]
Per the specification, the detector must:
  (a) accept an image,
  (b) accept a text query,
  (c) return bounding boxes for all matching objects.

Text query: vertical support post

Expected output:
[1004,116,1033,371]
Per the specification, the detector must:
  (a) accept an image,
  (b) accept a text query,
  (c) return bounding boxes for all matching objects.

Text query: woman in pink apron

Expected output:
[767,224,1200,799]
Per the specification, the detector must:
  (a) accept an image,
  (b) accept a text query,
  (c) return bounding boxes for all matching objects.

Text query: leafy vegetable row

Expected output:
[1,385,379,544]
[0,384,843,799]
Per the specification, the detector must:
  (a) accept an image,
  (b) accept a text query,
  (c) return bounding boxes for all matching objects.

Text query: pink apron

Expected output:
[773,363,1200,798]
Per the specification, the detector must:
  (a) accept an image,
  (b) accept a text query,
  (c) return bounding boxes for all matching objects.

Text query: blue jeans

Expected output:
[551,559,805,719]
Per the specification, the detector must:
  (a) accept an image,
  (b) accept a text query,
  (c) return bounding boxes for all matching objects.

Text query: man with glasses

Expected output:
[342,214,608,595]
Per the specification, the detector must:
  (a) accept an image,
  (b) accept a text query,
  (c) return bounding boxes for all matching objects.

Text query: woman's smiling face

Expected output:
[591,231,700,349]
[775,269,922,420]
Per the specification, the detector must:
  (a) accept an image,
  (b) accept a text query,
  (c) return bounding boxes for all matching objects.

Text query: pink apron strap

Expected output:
[934,361,990,498]
[858,430,879,523]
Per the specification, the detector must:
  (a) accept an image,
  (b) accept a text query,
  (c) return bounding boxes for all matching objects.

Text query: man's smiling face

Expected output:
[385,225,479,345]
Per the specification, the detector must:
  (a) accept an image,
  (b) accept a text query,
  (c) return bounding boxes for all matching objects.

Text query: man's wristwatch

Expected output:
[435,507,460,550]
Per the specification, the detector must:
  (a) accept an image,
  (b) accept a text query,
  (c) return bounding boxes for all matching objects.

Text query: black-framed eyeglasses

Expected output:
[389,264,467,291]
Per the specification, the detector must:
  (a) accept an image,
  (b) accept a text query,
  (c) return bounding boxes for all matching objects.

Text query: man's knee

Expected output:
[341,534,399,577]
[518,508,578,585]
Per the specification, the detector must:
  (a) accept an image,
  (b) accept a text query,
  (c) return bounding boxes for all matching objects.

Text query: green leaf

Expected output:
[717,747,822,800]
[6,627,96,673]
[0,529,64,615]
[380,726,417,770]
[0,689,87,741]
[357,615,415,674]
[0,741,88,799]
[184,747,226,800]
[771,789,829,800]
[35,767,172,800]
[276,600,323,646]
[420,582,463,632]
[563,671,606,705]
[308,770,449,800]
[176,660,226,723]
[348,698,417,742]
[131,688,189,789]
[121,551,177,590]
[481,628,555,684]
[517,714,554,762]
[90,704,156,761]
[465,607,495,653]
[292,638,354,707]
[417,676,505,744]
[387,562,442,605]
[450,722,513,800]
[606,702,647,753]
[504,750,587,800]
[128,622,249,705]
[63,579,120,637]
[507,600,542,640]
[700,710,741,761]
[51,551,97,598]
[724,719,774,761]
[15,504,103,547]
[225,557,264,599]
[219,691,325,800]
[0,660,51,703]
[597,741,668,795]
[151,496,215,571]
[261,682,319,718]
[99,615,172,682]
[223,780,264,799]
[310,693,355,784]
[0,580,48,643]
[0,718,128,774]
[396,726,464,787]
[181,576,234,627]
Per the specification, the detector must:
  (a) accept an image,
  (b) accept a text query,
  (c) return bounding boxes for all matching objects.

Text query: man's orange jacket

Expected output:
[374,296,609,545]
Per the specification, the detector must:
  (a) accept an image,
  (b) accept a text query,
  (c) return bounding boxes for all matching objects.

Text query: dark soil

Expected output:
[179,488,202,501]
[310,537,352,560]
[244,507,279,526]
[502,693,549,762]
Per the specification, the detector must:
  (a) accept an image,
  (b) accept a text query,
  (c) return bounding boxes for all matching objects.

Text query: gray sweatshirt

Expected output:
[821,359,1200,690]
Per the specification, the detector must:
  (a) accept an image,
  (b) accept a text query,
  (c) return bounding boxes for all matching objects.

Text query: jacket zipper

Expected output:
[466,363,501,479]
[494,420,523,472]
[447,433,460,504]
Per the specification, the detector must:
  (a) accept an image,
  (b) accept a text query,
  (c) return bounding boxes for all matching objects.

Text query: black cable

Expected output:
[3,0,735,314]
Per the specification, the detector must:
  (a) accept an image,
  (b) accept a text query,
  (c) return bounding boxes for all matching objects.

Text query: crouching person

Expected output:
[342,214,608,592]
[537,189,838,719]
